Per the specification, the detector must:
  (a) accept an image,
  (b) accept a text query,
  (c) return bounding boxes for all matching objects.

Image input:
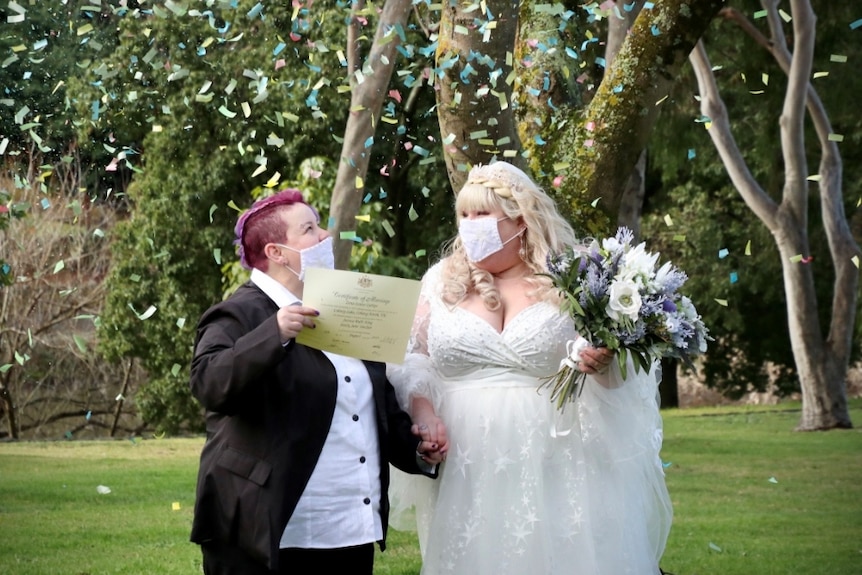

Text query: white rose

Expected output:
[606,279,642,322]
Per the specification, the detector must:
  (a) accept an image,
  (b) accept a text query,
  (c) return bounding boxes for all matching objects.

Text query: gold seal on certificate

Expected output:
[296,268,421,363]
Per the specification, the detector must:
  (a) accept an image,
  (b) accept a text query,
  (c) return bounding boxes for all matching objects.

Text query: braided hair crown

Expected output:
[464,161,536,199]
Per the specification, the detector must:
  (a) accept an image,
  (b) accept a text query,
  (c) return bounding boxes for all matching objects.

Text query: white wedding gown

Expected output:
[388,263,672,575]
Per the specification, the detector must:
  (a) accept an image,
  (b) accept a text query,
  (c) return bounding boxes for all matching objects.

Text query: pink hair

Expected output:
[234,189,313,270]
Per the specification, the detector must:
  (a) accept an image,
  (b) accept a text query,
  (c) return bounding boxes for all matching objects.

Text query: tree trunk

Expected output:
[330,0,415,269]
[690,0,856,430]
[435,0,524,195]
[553,0,724,224]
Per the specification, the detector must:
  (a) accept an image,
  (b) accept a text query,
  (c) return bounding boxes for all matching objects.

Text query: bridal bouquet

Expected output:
[541,227,710,410]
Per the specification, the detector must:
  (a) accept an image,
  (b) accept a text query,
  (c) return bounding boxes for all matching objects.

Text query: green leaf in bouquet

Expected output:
[617,348,629,380]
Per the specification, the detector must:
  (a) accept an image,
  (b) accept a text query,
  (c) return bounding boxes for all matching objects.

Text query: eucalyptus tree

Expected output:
[687,0,858,429]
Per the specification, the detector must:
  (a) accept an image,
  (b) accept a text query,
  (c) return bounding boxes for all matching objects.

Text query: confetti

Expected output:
[745,240,752,256]
[172,502,182,511]
[718,248,729,259]
[709,542,723,552]
[714,299,728,307]
[663,215,673,227]
[768,477,778,484]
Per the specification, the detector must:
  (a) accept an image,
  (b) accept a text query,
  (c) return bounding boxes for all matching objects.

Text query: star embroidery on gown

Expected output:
[511,520,534,544]
[493,449,515,474]
[453,443,473,478]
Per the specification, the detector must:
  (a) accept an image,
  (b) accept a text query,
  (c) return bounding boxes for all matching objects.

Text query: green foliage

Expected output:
[67,1,452,431]
[643,1,862,396]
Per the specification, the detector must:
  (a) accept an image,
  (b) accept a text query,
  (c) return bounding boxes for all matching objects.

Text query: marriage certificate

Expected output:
[296,268,421,363]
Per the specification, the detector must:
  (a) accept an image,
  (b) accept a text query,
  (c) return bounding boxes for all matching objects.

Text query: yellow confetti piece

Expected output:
[265,172,281,188]
[664,214,673,227]
[172,502,181,511]
[714,299,728,307]
[355,176,364,189]
[590,198,600,207]
[251,164,267,178]
[778,8,791,22]
[806,174,821,182]
[745,240,752,256]
[152,125,163,133]
[813,72,829,79]
[673,235,686,242]
[762,73,769,85]
[852,255,859,268]
[355,214,371,222]
[828,133,844,142]
[830,54,847,63]
[77,23,94,36]
[552,162,570,172]
[655,95,669,106]
[241,102,251,118]
[789,254,803,263]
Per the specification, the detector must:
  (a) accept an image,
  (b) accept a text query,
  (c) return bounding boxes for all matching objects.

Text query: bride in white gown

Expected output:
[388,162,672,575]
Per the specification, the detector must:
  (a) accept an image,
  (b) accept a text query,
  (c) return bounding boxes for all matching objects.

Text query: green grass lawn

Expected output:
[1,400,860,574]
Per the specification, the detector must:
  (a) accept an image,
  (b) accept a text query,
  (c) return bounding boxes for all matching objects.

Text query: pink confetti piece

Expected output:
[553,176,564,188]
[584,139,594,147]
[388,89,402,103]
[275,59,285,70]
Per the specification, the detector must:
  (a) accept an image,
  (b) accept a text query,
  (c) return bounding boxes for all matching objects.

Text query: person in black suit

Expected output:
[189,188,445,575]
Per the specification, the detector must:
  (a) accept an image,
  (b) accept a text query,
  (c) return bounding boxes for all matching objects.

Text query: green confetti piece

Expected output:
[209,204,217,222]
[73,335,88,353]
[53,260,65,274]
[213,248,222,264]
[171,363,182,376]
[176,317,186,329]
[381,220,396,238]
[408,204,419,221]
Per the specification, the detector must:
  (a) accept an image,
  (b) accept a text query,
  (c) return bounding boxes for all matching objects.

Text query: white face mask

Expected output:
[458,216,524,262]
[275,236,335,281]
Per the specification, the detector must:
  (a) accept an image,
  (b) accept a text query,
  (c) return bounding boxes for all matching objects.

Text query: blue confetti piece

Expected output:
[595,56,607,69]
[91,100,100,121]
[851,19,862,30]
[662,460,672,468]
[651,24,661,36]
[687,148,696,160]
[379,189,387,199]
[86,410,92,421]
[327,216,336,229]
[247,2,264,19]
[730,271,738,284]
[363,193,372,203]
[40,198,51,210]
[1,263,10,276]
[364,136,374,148]
[534,135,546,145]
[565,47,579,59]
[718,248,729,259]
[613,84,624,93]
[273,42,286,56]
[624,2,636,11]
[644,1,655,8]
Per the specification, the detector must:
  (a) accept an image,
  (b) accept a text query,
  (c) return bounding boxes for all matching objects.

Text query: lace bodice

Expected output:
[427,300,575,380]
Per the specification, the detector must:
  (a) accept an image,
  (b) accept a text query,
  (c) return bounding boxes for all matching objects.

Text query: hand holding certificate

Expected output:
[296,268,421,363]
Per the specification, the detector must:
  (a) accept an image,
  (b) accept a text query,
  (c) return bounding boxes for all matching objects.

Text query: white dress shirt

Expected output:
[250,269,383,549]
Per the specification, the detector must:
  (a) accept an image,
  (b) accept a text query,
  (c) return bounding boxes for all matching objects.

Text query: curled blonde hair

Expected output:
[441,162,577,310]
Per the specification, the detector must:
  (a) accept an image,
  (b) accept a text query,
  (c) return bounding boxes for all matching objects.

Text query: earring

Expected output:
[519,235,528,261]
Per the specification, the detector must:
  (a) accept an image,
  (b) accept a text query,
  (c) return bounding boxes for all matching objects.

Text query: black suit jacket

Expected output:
[189,282,431,570]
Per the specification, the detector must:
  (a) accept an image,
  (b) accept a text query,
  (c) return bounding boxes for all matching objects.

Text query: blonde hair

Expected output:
[441,162,577,310]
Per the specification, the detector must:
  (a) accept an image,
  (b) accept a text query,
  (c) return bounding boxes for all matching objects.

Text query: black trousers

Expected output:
[201,542,375,575]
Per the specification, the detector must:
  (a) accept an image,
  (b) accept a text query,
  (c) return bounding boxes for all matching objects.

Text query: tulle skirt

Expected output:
[389,366,672,575]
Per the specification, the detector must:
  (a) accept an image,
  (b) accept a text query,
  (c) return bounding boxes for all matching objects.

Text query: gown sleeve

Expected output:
[386,263,444,415]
